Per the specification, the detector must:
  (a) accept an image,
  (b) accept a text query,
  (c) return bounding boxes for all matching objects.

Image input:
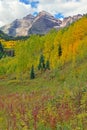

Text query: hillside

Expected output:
[0,30,13,40]
[0,15,87,130]
[1,15,87,73]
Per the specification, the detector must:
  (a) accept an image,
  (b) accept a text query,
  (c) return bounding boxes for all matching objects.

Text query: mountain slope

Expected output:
[28,11,62,35]
[60,14,82,27]
[0,30,13,40]
[0,15,87,74]
[0,11,82,37]
[1,14,34,37]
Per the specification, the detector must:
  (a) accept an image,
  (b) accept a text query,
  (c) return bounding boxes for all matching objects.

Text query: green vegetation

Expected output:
[45,60,50,70]
[0,30,11,40]
[38,54,45,71]
[0,42,4,59]
[0,61,87,129]
[0,16,87,129]
[58,44,62,57]
[30,65,35,79]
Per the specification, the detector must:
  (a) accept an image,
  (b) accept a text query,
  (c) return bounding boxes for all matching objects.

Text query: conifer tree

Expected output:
[0,42,4,59]
[38,54,45,71]
[30,65,35,79]
[58,44,62,57]
[45,60,50,70]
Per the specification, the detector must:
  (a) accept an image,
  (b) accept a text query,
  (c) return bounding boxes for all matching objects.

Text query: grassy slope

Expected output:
[0,55,87,95]
[0,57,87,129]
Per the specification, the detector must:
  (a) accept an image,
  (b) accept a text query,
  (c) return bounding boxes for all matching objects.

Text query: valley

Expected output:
[0,13,87,130]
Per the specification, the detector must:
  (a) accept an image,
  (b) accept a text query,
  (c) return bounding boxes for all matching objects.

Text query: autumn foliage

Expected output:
[0,15,87,130]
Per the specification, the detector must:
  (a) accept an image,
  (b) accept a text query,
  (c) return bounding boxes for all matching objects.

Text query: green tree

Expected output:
[30,65,35,79]
[38,54,45,71]
[45,60,50,70]
[0,42,4,59]
[58,44,62,57]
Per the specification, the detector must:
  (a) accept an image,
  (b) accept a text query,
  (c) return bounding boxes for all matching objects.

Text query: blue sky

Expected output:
[0,0,87,26]
[19,0,39,8]
[54,13,64,19]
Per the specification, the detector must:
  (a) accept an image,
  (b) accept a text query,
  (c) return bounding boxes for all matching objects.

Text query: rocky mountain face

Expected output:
[60,14,82,28]
[28,11,62,35]
[1,14,34,37]
[0,11,82,37]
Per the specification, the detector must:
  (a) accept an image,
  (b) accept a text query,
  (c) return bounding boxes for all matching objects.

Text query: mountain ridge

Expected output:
[0,11,83,37]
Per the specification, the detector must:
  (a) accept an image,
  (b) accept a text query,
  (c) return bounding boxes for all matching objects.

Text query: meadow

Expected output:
[0,61,87,130]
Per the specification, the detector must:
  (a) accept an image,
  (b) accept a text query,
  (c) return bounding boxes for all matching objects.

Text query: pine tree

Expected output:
[30,65,35,79]
[0,42,4,59]
[0,42,3,52]
[45,60,50,70]
[58,44,62,57]
[38,62,41,70]
[40,54,45,66]
[38,54,45,71]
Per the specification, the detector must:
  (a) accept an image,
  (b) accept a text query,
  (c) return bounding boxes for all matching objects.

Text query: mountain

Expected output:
[60,14,82,28]
[1,14,34,37]
[0,11,83,37]
[28,11,62,35]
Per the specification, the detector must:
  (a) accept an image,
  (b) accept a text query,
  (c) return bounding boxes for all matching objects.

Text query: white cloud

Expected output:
[0,0,87,27]
[37,0,87,16]
[0,0,35,27]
